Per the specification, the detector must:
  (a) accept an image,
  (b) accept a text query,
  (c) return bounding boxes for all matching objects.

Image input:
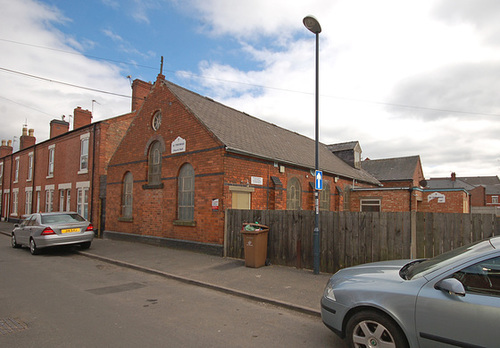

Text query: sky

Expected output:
[0,0,499,179]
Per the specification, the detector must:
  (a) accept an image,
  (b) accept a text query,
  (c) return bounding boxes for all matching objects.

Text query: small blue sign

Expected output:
[315,170,323,190]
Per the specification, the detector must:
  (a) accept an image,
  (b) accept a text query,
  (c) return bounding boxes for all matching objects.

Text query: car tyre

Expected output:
[346,310,408,348]
[30,238,40,255]
[11,234,21,248]
[80,242,91,250]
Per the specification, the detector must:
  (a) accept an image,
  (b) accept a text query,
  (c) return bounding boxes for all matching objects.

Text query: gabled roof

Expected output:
[361,155,421,182]
[458,176,500,186]
[163,80,379,185]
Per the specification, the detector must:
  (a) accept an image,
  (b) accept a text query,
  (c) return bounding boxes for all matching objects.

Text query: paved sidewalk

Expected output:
[0,221,332,317]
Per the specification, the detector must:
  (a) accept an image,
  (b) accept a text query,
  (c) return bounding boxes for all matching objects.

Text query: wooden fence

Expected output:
[225,210,499,274]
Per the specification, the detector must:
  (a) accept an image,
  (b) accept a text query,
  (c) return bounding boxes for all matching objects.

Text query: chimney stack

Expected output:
[73,107,92,130]
[0,139,13,157]
[50,119,70,138]
[20,127,36,150]
[451,172,456,182]
[131,79,153,112]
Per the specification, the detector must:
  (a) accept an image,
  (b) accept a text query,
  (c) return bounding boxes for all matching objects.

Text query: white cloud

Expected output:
[0,0,131,148]
[176,0,500,177]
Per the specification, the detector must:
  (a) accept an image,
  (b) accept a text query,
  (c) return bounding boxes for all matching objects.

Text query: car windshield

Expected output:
[406,239,495,280]
[41,213,85,224]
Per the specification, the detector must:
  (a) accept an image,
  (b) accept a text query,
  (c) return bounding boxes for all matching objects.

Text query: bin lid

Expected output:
[242,222,269,232]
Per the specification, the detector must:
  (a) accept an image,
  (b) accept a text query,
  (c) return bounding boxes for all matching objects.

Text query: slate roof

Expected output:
[458,176,500,186]
[361,155,421,182]
[426,178,475,191]
[164,80,379,185]
[327,141,359,152]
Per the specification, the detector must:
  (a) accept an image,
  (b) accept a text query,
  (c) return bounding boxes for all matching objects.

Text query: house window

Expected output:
[122,172,133,219]
[361,199,381,212]
[492,196,499,204]
[0,162,3,181]
[25,189,32,214]
[36,189,41,213]
[320,182,331,211]
[56,188,71,212]
[77,187,89,219]
[12,189,18,216]
[230,186,254,210]
[66,190,71,211]
[178,164,195,221]
[48,145,55,177]
[14,157,19,182]
[287,177,301,210]
[45,189,54,212]
[27,153,33,181]
[148,141,162,185]
[80,136,89,172]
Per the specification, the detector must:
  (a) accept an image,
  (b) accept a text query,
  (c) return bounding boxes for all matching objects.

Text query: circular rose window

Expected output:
[152,111,162,131]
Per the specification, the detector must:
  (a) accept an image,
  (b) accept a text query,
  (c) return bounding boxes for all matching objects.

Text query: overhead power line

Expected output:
[1,38,500,118]
[0,67,131,99]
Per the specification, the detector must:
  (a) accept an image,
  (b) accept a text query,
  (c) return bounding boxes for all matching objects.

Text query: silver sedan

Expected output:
[321,236,500,348]
[11,212,94,255]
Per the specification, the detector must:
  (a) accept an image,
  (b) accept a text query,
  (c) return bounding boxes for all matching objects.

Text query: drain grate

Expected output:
[0,318,28,335]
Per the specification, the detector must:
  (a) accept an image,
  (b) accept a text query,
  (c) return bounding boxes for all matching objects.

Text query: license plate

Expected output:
[61,228,80,233]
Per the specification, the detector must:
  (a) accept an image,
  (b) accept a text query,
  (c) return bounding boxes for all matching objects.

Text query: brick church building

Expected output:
[104,74,380,254]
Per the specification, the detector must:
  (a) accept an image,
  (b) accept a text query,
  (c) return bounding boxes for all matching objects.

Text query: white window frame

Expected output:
[12,188,19,216]
[25,187,33,215]
[360,198,381,212]
[76,181,90,219]
[0,162,3,182]
[27,152,33,181]
[79,133,90,174]
[47,144,55,178]
[492,196,499,204]
[36,186,41,213]
[14,157,20,183]
[45,184,55,212]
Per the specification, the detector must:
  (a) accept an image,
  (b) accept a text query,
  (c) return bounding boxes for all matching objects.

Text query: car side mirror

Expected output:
[14,224,19,228]
[435,278,466,297]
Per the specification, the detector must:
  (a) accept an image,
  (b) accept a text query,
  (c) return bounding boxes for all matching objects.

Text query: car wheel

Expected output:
[11,234,20,248]
[346,310,408,348]
[80,242,91,250]
[29,239,40,255]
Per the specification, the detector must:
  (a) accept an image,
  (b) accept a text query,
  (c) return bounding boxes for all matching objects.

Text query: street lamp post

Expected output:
[303,15,321,275]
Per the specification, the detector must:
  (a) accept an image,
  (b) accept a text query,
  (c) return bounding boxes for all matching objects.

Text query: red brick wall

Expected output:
[106,78,227,244]
[420,191,469,213]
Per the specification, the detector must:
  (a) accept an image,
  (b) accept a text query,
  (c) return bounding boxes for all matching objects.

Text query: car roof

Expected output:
[489,236,500,249]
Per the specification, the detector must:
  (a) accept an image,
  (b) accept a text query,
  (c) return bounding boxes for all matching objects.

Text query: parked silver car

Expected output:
[321,236,500,348]
[11,212,94,255]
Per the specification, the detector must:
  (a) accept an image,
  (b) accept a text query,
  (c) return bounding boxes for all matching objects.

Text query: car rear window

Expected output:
[41,214,85,224]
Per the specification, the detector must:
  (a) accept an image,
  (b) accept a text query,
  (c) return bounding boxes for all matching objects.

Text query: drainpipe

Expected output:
[90,124,97,225]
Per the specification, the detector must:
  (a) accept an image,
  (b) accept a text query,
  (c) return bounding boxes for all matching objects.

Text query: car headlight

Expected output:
[324,283,336,301]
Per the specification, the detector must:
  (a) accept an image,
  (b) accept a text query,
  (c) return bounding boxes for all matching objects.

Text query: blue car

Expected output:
[321,236,500,348]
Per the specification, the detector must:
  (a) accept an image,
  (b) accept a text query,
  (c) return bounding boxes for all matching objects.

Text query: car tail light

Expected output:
[41,227,56,235]
[85,223,94,231]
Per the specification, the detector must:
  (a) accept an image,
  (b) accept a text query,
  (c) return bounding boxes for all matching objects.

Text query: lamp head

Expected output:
[303,15,321,34]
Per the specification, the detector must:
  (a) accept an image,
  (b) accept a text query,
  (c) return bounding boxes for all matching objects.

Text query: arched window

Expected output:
[320,182,331,211]
[178,163,195,221]
[148,141,162,185]
[287,177,301,210]
[122,172,133,218]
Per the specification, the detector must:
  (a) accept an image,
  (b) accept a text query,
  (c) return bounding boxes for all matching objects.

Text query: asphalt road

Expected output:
[0,241,345,347]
